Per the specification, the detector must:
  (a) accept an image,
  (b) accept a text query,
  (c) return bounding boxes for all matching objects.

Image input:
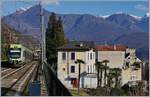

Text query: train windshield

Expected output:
[9,49,21,58]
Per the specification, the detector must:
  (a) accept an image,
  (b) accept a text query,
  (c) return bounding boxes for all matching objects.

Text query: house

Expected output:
[95,44,126,68]
[57,42,142,89]
[122,48,142,86]
[95,45,142,86]
[95,44,126,86]
[57,41,97,89]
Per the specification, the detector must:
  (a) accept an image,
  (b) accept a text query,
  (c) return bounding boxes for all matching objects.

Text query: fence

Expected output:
[43,62,72,96]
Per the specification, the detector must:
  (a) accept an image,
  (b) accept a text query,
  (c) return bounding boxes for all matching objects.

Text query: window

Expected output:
[93,65,95,73]
[63,68,65,71]
[91,65,92,73]
[71,66,75,73]
[88,65,90,73]
[71,52,75,60]
[62,52,66,60]
[23,51,25,57]
[131,75,136,80]
[90,53,92,60]
[93,53,95,60]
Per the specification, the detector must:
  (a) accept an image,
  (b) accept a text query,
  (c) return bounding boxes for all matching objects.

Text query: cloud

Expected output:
[135,4,148,12]
[39,0,59,5]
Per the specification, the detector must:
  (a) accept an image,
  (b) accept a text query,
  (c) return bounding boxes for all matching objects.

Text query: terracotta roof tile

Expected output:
[95,45,126,51]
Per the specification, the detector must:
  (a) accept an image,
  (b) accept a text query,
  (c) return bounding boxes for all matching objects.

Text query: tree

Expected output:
[137,81,145,95]
[46,12,67,70]
[106,68,122,96]
[75,59,85,95]
[95,61,104,87]
[102,59,109,86]
[107,72,114,88]
[111,68,122,88]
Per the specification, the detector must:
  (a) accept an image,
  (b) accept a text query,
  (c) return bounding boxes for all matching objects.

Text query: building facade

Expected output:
[122,48,142,86]
[95,45,142,86]
[57,41,96,89]
[57,43,143,89]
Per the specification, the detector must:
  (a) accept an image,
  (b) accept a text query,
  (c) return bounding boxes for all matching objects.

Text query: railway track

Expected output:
[2,68,20,77]
[1,61,38,96]
[1,68,9,71]
[1,68,12,73]
[1,63,26,77]
[1,64,27,78]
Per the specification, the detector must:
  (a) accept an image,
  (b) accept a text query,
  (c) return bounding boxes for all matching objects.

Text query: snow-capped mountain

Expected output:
[105,13,146,32]
[2,4,149,61]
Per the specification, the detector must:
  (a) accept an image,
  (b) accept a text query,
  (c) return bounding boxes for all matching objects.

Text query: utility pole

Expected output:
[40,2,46,64]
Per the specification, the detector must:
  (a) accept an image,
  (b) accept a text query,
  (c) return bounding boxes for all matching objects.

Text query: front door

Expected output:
[71,78,78,88]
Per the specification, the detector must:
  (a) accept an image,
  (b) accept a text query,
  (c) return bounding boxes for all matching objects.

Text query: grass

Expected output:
[69,89,89,96]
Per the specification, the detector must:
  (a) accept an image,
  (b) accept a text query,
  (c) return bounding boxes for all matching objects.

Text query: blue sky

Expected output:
[1,0,149,17]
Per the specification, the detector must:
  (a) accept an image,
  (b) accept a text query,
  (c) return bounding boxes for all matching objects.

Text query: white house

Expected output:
[57,41,97,89]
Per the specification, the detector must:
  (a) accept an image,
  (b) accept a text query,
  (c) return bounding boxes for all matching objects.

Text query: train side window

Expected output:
[23,51,25,57]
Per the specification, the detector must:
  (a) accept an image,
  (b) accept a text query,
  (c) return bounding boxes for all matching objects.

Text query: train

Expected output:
[33,49,41,61]
[8,44,33,65]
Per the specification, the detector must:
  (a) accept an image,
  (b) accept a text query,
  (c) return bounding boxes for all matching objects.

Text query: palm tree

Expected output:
[102,59,109,86]
[75,59,85,95]
[100,64,105,87]
[106,72,115,95]
[95,61,104,87]
[112,68,122,88]
[107,72,114,88]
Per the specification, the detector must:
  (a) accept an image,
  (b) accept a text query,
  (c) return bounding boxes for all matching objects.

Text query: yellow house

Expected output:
[122,48,142,86]
[57,41,96,89]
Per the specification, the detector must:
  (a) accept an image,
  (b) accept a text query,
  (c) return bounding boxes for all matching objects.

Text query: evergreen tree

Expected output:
[46,12,66,70]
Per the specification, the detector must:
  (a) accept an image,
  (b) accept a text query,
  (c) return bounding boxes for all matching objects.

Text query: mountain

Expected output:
[113,32,149,61]
[1,21,39,60]
[2,4,149,61]
[61,14,132,43]
[136,14,149,32]
[106,13,148,32]
[3,5,149,41]
[3,5,129,42]
[1,21,39,50]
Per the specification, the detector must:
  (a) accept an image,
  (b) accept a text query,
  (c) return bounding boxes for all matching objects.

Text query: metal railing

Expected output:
[43,62,72,96]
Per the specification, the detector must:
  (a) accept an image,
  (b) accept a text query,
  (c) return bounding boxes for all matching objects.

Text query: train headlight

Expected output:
[9,60,13,64]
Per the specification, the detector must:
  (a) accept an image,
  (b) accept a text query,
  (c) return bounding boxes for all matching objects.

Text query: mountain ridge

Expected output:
[2,4,149,61]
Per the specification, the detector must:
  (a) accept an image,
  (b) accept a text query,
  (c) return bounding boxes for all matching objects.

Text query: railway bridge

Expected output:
[1,61,72,96]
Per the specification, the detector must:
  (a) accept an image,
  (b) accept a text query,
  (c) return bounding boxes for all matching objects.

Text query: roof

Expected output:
[10,44,33,52]
[10,44,22,48]
[95,44,126,51]
[57,41,95,51]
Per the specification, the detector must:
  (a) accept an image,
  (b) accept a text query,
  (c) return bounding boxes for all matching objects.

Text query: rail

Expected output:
[1,61,38,96]
[43,62,72,96]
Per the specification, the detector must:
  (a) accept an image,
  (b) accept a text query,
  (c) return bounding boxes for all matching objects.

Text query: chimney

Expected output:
[114,45,116,50]
[105,41,107,46]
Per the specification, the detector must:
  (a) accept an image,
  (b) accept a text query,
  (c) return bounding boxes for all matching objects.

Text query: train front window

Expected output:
[9,51,21,58]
